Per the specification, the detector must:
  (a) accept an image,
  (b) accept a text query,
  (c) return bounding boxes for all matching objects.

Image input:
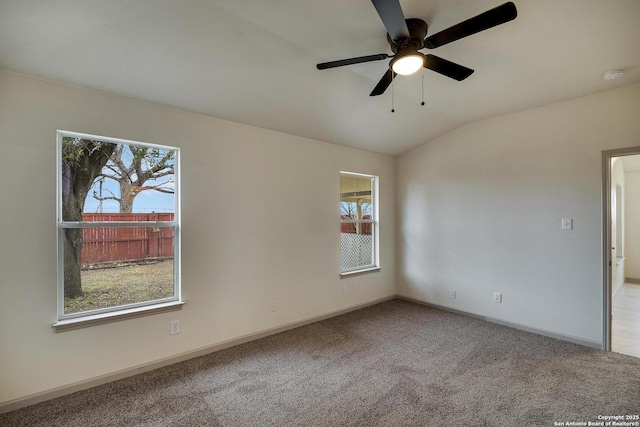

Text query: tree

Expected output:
[93,145,174,213]
[340,201,358,220]
[340,199,372,234]
[61,138,117,298]
[340,200,372,220]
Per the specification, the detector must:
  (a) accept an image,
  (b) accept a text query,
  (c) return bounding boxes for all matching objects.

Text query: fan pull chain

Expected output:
[391,72,395,113]
[421,66,425,106]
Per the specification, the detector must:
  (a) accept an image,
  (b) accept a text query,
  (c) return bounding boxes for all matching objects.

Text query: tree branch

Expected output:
[92,187,120,202]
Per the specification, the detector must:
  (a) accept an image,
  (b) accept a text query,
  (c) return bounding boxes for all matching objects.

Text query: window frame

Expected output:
[54,130,182,330]
[339,171,380,275]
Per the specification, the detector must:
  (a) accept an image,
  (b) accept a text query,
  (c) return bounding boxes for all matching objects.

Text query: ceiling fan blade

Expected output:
[424,2,517,49]
[371,0,410,41]
[370,68,396,96]
[424,55,474,81]
[317,54,390,70]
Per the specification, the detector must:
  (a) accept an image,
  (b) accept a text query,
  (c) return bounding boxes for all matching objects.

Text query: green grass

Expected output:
[64,259,174,314]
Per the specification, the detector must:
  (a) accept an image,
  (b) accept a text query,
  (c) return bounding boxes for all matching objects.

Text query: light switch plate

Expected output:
[561,218,573,230]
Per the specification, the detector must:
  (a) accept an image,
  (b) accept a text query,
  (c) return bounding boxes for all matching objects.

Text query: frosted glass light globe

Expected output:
[391,54,424,75]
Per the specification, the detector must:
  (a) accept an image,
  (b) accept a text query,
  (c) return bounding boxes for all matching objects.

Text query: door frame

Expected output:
[602,146,640,351]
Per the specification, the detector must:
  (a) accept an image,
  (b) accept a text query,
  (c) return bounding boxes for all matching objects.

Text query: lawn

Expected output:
[64,259,174,314]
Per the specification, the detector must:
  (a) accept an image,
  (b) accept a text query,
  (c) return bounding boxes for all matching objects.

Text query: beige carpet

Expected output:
[2,300,639,426]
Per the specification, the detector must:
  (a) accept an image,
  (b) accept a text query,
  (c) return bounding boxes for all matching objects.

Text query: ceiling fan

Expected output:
[316,0,517,96]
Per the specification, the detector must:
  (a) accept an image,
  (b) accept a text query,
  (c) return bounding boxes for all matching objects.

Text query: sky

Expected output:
[81,143,176,214]
[83,177,175,213]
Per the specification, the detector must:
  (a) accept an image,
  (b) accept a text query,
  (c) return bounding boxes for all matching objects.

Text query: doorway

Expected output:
[603,148,640,358]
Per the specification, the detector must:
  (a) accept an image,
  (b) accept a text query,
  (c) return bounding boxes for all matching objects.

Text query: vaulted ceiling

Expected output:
[1,0,639,156]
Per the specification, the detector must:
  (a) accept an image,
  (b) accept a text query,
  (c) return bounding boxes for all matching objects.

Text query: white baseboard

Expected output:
[397,295,603,350]
[0,295,395,414]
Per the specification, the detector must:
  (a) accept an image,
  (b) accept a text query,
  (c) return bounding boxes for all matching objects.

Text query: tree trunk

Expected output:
[63,228,84,298]
[61,160,86,299]
[119,183,137,214]
[61,139,116,299]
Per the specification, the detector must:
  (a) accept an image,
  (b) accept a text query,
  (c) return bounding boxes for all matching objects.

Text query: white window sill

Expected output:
[340,267,381,278]
[53,301,185,332]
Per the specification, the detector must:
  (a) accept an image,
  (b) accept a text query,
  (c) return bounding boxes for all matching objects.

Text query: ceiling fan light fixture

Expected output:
[390,53,424,75]
[317,1,518,96]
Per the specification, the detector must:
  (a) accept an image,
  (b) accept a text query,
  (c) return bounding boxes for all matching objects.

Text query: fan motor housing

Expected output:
[387,18,428,53]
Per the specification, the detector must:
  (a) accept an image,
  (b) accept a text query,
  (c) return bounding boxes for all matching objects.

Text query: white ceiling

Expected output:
[1,0,639,156]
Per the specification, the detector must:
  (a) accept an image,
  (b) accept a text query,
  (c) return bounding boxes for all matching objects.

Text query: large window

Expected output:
[55,131,181,328]
[340,172,379,274]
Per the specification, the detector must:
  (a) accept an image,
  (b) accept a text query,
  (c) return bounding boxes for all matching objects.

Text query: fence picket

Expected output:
[80,213,174,266]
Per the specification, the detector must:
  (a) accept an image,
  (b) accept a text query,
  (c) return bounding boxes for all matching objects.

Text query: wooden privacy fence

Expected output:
[81,213,174,266]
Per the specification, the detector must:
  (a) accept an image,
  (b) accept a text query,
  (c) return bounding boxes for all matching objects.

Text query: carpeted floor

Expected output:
[2,300,639,426]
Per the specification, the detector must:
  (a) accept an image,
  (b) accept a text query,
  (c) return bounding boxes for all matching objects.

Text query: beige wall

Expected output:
[2,67,639,407]
[0,70,396,405]
[396,84,640,346]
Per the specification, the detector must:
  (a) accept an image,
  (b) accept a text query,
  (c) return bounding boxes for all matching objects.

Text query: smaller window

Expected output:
[340,172,379,274]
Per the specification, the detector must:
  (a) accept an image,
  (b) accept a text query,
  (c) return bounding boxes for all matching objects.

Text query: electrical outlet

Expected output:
[170,320,180,335]
[493,292,502,303]
[343,285,349,295]
[450,291,456,299]
[270,301,277,312]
